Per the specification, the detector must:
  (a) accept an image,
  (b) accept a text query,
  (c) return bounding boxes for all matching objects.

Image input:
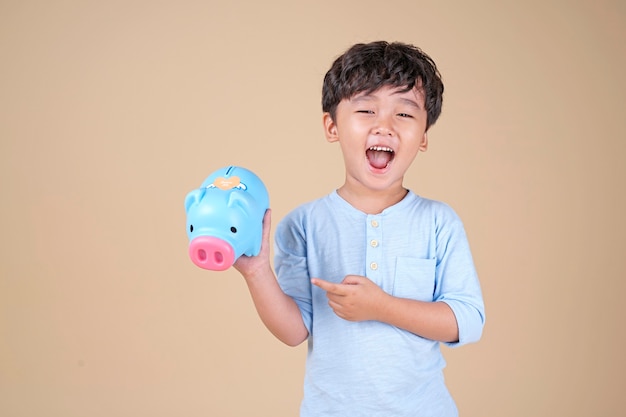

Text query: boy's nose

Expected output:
[373,125,394,136]
[372,114,395,136]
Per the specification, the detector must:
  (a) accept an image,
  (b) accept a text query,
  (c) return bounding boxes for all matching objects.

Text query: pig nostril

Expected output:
[197,249,207,262]
[214,252,224,264]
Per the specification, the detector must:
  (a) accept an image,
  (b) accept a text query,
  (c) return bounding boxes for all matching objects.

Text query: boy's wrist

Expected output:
[241,263,274,283]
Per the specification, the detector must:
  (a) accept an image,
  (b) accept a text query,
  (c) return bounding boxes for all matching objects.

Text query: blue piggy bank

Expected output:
[185,166,269,271]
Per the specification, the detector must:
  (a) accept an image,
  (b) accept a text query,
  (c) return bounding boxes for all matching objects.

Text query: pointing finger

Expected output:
[311,278,344,295]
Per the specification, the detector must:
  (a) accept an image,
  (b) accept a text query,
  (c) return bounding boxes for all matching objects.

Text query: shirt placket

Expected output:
[365,215,382,283]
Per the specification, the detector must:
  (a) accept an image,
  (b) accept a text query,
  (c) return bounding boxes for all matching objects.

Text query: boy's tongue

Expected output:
[366,149,392,169]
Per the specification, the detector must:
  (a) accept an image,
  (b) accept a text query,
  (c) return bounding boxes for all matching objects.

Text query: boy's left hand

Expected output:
[311,276,389,322]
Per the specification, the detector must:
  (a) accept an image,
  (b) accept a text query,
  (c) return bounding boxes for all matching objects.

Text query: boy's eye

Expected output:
[397,113,413,118]
[356,110,375,114]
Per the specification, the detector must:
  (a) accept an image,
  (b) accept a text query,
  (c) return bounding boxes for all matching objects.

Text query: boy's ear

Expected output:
[419,132,429,152]
[323,112,339,143]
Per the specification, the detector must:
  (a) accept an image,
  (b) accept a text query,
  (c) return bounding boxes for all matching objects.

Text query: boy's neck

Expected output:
[337,185,408,215]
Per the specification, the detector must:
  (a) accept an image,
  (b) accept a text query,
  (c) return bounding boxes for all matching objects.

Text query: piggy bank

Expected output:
[184,166,269,271]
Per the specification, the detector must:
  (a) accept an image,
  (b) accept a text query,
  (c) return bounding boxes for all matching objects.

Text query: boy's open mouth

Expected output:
[366,146,394,169]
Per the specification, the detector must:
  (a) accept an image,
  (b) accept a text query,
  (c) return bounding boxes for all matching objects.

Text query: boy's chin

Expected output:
[364,171,405,189]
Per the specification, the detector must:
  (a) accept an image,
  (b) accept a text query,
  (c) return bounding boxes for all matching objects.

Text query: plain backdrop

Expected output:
[1,1,625,416]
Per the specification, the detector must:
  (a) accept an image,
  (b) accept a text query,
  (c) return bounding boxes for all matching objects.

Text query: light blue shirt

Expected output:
[275,190,485,417]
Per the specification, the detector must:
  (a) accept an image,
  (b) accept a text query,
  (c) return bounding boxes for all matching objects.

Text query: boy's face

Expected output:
[323,85,429,194]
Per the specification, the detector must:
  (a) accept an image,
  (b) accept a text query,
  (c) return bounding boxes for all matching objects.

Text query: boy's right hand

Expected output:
[233,209,273,280]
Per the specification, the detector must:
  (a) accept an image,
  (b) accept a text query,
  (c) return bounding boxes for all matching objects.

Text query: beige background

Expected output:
[1,0,625,416]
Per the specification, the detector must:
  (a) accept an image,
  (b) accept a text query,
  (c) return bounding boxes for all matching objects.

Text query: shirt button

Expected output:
[370,262,378,270]
[371,220,379,228]
[370,239,379,248]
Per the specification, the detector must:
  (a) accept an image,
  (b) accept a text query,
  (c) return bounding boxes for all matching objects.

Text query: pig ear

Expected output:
[184,189,206,212]
[227,191,252,215]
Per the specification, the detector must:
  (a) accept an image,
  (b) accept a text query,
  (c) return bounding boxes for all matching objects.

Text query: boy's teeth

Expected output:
[369,146,393,152]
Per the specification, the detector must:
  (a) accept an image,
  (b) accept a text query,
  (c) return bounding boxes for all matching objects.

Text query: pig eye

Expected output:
[190,225,194,233]
[230,227,237,233]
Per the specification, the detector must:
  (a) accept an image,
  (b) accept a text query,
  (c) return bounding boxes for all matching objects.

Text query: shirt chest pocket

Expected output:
[392,257,436,302]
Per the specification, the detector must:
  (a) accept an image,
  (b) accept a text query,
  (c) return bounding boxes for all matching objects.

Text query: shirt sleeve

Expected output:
[432,207,486,347]
[274,211,313,335]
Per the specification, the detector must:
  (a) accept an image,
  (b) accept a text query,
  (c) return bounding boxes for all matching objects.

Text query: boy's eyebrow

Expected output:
[396,97,422,110]
[392,89,424,110]
[350,92,423,110]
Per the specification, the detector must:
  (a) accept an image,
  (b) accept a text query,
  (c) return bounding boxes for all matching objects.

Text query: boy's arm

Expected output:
[312,275,459,343]
[234,210,309,347]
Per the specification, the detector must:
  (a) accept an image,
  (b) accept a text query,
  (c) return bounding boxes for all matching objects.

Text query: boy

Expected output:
[234,41,485,417]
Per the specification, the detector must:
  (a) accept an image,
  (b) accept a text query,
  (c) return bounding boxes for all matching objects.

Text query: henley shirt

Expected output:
[275,190,485,417]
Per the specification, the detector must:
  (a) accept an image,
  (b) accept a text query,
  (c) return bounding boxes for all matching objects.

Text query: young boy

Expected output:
[234,41,485,417]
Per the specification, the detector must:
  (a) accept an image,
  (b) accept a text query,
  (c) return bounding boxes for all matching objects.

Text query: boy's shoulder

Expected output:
[409,194,470,239]
[280,192,337,220]
[409,193,457,214]
[409,192,464,222]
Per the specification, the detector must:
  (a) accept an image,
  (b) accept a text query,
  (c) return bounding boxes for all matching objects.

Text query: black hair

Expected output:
[322,41,444,129]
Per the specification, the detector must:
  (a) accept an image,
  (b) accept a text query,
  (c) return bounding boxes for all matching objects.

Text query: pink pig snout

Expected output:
[188,236,235,271]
